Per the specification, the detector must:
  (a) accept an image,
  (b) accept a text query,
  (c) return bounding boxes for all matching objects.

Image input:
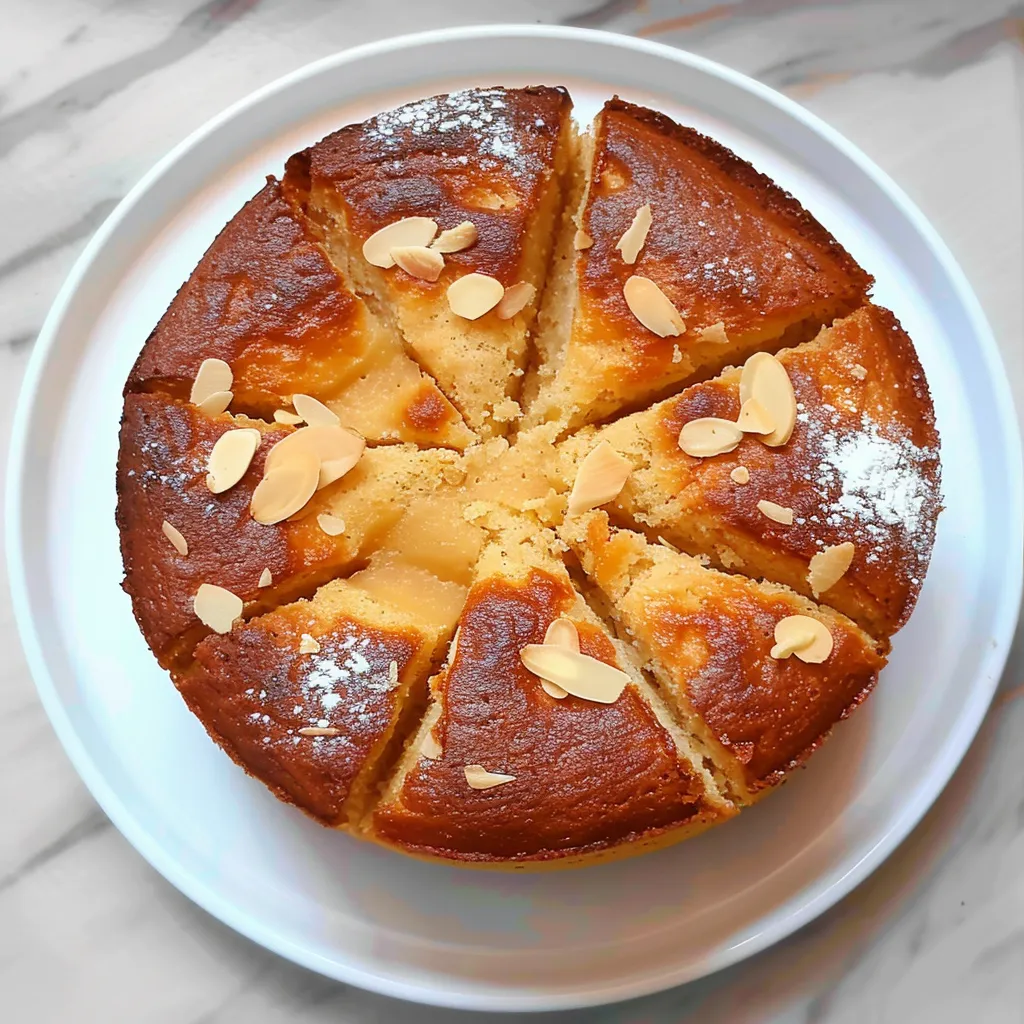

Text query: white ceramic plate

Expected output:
[7,25,1022,1012]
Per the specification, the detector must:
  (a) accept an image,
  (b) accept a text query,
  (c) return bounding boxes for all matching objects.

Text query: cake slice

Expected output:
[117,392,460,666]
[126,178,474,449]
[559,305,940,637]
[561,512,886,804]
[366,510,733,868]
[290,86,575,437]
[179,577,454,827]
[523,98,872,433]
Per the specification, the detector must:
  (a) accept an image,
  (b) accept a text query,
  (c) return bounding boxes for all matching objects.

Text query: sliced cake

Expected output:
[290,86,575,437]
[367,510,733,868]
[180,577,454,827]
[559,305,940,637]
[524,98,872,433]
[126,178,473,449]
[117,392,459,666]
[561,512,887,803]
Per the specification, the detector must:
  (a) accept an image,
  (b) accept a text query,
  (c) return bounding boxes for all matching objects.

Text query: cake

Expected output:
[117,86,941,869]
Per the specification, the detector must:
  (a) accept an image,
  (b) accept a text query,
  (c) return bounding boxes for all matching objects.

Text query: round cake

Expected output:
[117,86,941,869]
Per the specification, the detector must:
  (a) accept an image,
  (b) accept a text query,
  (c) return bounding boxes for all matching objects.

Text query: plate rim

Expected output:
[6,23,1023,1012]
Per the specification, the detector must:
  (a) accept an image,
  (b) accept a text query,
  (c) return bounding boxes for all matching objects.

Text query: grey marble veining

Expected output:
[1,2,1022,1021]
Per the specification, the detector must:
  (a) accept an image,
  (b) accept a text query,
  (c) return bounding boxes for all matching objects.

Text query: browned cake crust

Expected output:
[371,567,727,864]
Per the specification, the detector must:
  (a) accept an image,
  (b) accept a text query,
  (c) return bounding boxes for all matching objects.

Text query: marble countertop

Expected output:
[2,1,1022,1021]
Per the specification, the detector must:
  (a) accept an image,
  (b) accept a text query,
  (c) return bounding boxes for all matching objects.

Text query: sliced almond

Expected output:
[449,625,461,664]
[298,727,341,737]
[616,203,652,264]
[316,512,346,536]
[446,273,504,320]
[567,441,632,515]
[195,390,233,416]
[730,466,750,485]
[737,397,774,435]
[298,633,320,654]
[430,220,477,253]
[273,409,304,425]
[657,535,680,552]
[190,358,233,406]
[623,275,685,337]
[161,520,188,556]
[362,217,437,268]
[739,352,797,447]
[851,363,868,381]
[390,244,445,282]
[520,645,630,704]
[420,730,442,760]
[678,417,743,458]
[250,451,320,525]
[292,393,340,428]
[205,428,262,494]
[257,568,273,588]
[808,542,856,596]
[193,583,243,635]
[464,764,516,790]
[770,615,834,663]
[757,499,794,525]
[264,425,365,491]
[573,229,594,250]
[495,281,536,320]
[388,660,399,686]
[544,617,580,653]
[698,321,729,345]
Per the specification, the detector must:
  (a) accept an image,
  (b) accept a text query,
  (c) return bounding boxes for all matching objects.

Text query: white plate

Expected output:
[7,25,1022,1012]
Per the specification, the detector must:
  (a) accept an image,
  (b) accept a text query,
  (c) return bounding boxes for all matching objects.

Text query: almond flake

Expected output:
[447,273,504,320]
[193,583,243,634]
[464,764,516,790]
[757,499,794,525]
[196,390,233,416]
[161,520,188,555]
[190,358,233,406]
[573,229,593,250]
[388,660,399,686]
[737,397,774,435]
[519,645,630,704]
[298,633,320,654]
[623,275,685,337]
[449,625,461,664]
[495,281,536,320]
[430,221,477,253]
[770,614,834,663]
[298,727,341,737]
[851,363,868,380]
[698,321,729,344]
[730,466,750,485]
[250,451,320,525]
[657,535,680,552]
[544,617,580,653]
[616,203,652,264]
[205,428,261,494]
[273,409,304,425]
[390,244,445,282]
[739,352,796,447]
[362,217,437,268]
[420,730,442,760]
[808,541,856,596]
[678,417,743,457]
[292,393,340,427]
[258,568,273,588]
[316,512,346,536]
[264,424,365,491]
[567,441,632,515]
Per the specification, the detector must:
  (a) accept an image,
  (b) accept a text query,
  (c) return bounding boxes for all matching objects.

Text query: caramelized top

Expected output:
[116,394,354,661]
[568,98,871,404]
[645,305,940,635]
[127,179,372,406]
[183,598,424,825]
[296,86,572,286]
[373,568,713,862]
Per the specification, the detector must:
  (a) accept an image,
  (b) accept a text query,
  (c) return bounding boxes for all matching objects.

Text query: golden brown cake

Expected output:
[559,305,940,636]
[116,87,940,869]
[290,86,574,436]
[523,98,872,433]
[127,178,473,449]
